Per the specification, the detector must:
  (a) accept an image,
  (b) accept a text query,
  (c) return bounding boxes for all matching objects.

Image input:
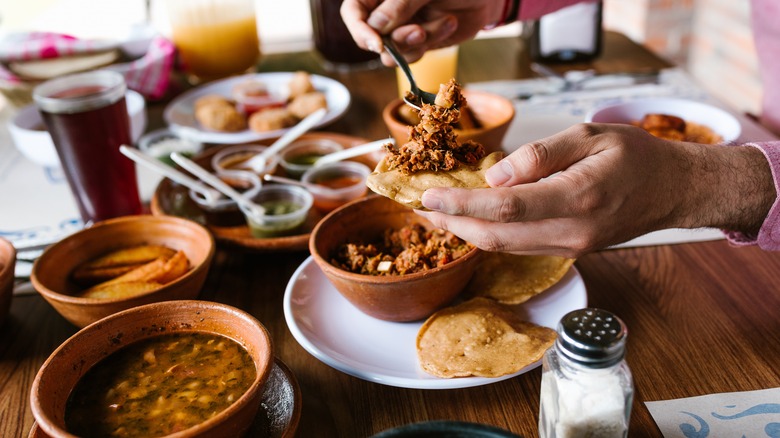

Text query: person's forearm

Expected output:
[678,142,775,236]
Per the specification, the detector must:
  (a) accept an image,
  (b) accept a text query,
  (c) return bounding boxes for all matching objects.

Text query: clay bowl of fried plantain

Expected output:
[31,215,215,328]
[309,195,482,322]
[382,89,515,154]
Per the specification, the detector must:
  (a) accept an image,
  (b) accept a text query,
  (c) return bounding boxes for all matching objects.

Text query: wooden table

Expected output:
[3,32,780,438]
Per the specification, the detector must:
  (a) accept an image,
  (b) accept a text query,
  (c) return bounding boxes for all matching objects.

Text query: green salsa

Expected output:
[262,200,302,216]
[286,152,323,166]
[65,332,256,438]
[246,200,306,238]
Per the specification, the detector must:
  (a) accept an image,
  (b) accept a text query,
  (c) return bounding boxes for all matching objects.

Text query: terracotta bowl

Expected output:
[309,195,482,322]
[0,237,16,327]
[31,215,215,328]
[382,89,515,154]
[31,300,274,438]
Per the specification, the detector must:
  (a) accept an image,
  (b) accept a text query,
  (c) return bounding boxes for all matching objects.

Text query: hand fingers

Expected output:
[486,123,610,187]
[415,210,589,257]
[340,0,384,52]
[365,0,432,34]
[421,172,588,224]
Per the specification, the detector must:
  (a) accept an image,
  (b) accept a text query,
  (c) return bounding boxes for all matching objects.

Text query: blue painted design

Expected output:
[0,226,51,241]
[679,411,710,438]
[765,422,780,437]
[711,404,780,420]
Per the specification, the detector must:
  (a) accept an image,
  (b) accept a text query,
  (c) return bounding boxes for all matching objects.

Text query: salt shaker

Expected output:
[539,308,633,438]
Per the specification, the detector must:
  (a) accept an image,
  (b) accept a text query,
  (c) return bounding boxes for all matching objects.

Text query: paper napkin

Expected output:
[645,387,780,437]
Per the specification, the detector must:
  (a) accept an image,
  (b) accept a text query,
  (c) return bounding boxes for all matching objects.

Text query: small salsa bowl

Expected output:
[301,161,371,213]
[243,185,314,238]
[278,138,343,179]
[211,144,280,180]
[31,215,215,328]
[189,171,263,227]
[309,195,482,322]
[31,300,274,438]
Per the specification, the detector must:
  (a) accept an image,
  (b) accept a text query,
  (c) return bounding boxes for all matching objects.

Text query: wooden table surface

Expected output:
[3,32,780,438]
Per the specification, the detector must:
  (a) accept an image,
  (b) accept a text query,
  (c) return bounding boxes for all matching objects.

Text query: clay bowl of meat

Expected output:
[309,195,483,322]
[383,89,515,154]
[31,300,274,438]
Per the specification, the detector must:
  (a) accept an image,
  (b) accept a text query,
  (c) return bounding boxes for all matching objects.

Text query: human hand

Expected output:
[416,123,774,257]
[340,0,504,65]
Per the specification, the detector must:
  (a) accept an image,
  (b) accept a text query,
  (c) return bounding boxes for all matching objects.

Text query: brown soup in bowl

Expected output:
[65,332,256,437]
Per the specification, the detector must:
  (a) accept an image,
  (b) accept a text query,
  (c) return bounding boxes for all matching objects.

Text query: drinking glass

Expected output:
[310,0,380,71]
[395,46,459,97]
[33,71,142,225]
[166,0,260,82]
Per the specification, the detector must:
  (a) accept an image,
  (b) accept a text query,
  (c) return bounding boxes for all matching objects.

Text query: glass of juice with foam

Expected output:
[33,71,142,225]
[395,46,459,98]
[166,0,260,82]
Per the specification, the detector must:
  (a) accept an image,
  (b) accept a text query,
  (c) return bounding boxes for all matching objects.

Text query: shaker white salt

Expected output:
[539,308,633,438]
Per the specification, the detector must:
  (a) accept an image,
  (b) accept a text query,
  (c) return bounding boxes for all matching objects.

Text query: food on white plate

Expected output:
[416,297,556,378]
[191,71,329,133]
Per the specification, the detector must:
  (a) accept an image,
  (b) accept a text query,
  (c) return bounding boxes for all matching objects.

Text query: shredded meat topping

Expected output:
[331,224,474,276]
[386,79,485,174]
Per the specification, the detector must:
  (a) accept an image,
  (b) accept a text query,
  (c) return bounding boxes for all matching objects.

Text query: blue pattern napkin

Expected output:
[645,387,780,437]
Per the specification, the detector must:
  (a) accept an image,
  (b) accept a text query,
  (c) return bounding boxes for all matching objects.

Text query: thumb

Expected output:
[486,124,606,187]
[366,0,430,34]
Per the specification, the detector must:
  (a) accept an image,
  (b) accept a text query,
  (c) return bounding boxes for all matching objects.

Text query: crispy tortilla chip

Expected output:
[465,253,574,304]
[366,151,502,209]
[416,297,556,378]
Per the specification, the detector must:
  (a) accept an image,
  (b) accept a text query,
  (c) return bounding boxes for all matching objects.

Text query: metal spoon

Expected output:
[382,35,437,111]
[119,145,222,205]
[170,152,266,221]
[312,138,391,168]
[242,107,328,173]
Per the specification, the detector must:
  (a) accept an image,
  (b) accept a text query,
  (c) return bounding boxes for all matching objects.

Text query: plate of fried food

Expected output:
[164,71,351,144]
[283,253,585,389]
[586,97,741,144]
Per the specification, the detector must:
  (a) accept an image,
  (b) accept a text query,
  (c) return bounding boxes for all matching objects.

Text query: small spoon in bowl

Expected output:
[263,174,328,194]
[170,152,266,221]
[119,145,222,205]
[312,138,392,168]
[382,35,437,111]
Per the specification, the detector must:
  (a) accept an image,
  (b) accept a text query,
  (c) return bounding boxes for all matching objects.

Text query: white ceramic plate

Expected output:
[164,72,351,144]
[585,97,742,142]
[283,256,588,390]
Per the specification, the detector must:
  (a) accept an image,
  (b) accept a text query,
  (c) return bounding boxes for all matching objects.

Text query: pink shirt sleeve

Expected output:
[724,141,780,250]
[751,0,780,135]
[516,0,597,21]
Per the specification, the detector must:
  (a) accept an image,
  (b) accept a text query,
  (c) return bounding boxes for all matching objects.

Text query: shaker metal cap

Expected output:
[556,308,627,367]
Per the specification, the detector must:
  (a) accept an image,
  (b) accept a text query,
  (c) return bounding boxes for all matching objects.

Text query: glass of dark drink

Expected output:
[33,71,142,225]
[309,0,381,71]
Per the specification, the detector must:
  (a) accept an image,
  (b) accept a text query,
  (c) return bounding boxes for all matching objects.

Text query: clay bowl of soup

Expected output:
[309,195,482,322]
[31,215,215,328]
[31,300,274,438]
[382,89,515,154]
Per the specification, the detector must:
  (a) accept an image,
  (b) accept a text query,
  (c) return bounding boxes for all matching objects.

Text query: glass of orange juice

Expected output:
[396,46,459,97]
[166,0,260,82]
